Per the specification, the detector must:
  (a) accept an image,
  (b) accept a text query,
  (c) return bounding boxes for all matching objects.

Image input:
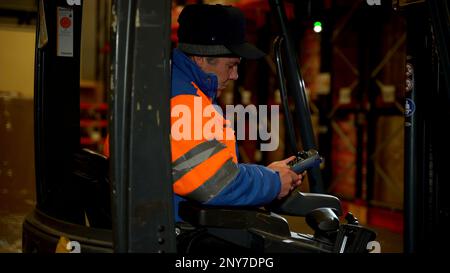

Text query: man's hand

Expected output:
[267,156,304,199]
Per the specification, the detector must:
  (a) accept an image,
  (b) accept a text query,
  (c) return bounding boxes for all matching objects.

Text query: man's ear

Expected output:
[191,56,205,67]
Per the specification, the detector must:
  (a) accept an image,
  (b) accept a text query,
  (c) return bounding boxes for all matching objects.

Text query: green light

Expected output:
[313,21,322,33]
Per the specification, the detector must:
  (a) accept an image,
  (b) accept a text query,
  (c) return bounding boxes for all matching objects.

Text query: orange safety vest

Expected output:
[103,134,110,157]
[102,83,239,203]
[170,82,238,202]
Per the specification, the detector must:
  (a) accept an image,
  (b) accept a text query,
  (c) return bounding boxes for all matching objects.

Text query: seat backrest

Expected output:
[72,148,112,229]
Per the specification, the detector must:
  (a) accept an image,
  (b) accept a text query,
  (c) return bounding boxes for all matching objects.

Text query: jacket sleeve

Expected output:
[205,163,281,206]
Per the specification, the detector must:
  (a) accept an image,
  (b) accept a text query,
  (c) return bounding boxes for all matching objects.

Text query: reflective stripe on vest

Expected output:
[185,158,238,202]
[172,139,226,182]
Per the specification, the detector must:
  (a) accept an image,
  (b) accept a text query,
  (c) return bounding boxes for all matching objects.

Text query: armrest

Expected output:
[178,201,291,237]
[267,191,342,217]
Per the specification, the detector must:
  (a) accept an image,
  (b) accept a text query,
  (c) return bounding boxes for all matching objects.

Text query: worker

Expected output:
[170,4,303,221]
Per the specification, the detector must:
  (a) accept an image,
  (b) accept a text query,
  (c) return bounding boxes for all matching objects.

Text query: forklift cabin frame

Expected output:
[24,0,350,253]
[23,0,450,254]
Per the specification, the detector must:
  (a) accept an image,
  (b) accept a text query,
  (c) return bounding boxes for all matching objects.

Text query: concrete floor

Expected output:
[0,212,26,253]
[0,185,35,253]
[0,186,35,253]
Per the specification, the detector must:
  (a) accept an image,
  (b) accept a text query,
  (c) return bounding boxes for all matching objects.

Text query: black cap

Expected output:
[177,4,265,59]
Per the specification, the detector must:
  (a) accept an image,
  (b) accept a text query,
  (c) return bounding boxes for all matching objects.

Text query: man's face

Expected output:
[193,56,241,97]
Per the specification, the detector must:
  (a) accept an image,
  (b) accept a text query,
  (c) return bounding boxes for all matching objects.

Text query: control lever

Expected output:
[288,149,323,174]
[345,212,359,226]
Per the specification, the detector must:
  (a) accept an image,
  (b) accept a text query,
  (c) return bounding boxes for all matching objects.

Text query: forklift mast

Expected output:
[24,0,176,253]
[109,0,175,252]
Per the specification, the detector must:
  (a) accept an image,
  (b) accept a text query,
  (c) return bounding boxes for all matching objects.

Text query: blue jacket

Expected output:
[171,49,281,222]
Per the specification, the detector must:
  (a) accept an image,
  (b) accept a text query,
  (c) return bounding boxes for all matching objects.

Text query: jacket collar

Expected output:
[172,49,218,100]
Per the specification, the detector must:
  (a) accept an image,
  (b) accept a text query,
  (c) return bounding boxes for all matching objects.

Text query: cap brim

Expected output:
[226,43,266,59]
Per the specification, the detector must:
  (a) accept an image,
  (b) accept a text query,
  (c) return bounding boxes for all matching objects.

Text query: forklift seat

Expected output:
[177,192,376,253]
